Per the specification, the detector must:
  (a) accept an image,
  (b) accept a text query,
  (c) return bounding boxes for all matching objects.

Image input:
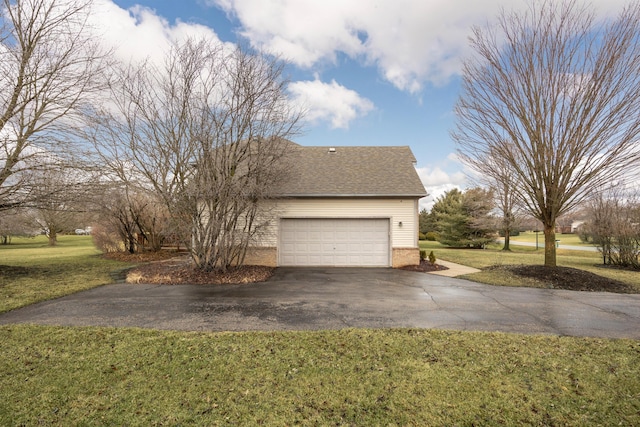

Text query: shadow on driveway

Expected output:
[1,268,639,338]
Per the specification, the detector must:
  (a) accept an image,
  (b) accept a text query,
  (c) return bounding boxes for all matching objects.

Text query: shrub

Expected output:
[418,232,426,240]
[428,251,437,264]
[425,231,439,241]
[420,250,427,261]
[91,224,124,253]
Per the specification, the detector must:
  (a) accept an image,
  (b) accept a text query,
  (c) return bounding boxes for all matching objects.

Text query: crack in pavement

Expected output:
[476,287,570,335]
[421,287,470,330]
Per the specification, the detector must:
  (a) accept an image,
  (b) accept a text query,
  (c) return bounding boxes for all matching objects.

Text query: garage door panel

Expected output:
[279,218,389,267]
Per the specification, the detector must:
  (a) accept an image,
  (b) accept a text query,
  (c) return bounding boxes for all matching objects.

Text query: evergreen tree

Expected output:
[431,188,496,248]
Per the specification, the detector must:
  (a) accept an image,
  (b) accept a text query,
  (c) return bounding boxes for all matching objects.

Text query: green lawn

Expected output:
[0,235,131,313]
[420,240,640,290]
[1,325,639,425]
[508,231,592,247]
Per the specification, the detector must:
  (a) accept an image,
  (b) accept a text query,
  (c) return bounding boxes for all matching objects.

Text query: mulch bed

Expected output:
[399,260,449,273]
[490,265,636,293]
[113,252,275,285]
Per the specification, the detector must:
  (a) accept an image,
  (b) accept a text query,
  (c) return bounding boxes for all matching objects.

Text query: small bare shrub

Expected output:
[91,224,124,253]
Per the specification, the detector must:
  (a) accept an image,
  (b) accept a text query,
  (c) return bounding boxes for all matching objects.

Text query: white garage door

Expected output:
[279,218,390,266]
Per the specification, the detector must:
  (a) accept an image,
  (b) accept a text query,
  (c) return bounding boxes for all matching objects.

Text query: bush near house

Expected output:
[425,231,439,241]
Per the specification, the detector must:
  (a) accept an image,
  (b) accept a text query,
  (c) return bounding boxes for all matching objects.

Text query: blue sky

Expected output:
[99,0,625,208]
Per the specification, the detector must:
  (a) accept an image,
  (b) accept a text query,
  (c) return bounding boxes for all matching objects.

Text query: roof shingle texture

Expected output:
[276,144,427,197]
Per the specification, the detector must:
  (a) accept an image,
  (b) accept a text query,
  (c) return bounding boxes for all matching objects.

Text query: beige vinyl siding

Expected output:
[255,198,418,248]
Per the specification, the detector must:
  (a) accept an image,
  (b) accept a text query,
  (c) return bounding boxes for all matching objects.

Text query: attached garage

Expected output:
[240,144,427,268]
[279,218,390,267]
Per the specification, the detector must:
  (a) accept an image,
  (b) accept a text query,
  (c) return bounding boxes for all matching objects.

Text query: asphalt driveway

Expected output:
[1,267,639,338]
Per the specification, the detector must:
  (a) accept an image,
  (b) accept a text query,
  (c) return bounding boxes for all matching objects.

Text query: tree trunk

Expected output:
[502,230,511,251]
[127,234,136,254]
[48,229,57,246]
[543,223,557,267]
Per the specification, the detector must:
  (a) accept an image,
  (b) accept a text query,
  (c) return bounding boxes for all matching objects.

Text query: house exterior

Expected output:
[244,143,427,267]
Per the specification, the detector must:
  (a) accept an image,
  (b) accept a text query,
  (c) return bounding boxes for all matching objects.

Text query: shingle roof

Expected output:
[276,143,427,198]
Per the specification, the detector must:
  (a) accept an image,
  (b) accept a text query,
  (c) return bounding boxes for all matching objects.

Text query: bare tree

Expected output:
[26,165,97,245]
[453,0,640,267]
[492,177,519,251]
[476,150,521,251]
[89,39,302,271]
[131,191,169,252]
[99,186,139,254]
[0,207,35,244]
[0,0,107,211]
[583,186,640,268]
[94,184,169,253]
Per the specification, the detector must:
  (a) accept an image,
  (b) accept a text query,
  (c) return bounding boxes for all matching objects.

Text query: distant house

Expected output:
[571,220,586,233]
[555,220,586,234]
[245,143,427,267]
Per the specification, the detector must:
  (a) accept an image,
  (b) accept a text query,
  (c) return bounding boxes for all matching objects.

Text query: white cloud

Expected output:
[208,0,497,92]
[88,2,372,129]
[90,0,231,66]
[415,163,467,211]
[209,0,633,93]
[288,79,374,129]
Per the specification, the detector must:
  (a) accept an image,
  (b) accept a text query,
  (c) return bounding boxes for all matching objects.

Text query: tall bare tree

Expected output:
[582,186,640,268]
[27,165,98,245]
[453,0,640,267]
[89,39,302,271]
[479,151,521,251]
[0,0,107,211]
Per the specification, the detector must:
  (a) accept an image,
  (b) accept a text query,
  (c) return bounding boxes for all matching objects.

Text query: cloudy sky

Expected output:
[97,0,627,209]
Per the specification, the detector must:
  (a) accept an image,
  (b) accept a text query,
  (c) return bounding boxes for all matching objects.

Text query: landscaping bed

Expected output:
[109,251,275,285]
[508,265,637,293]
[399,259,449,273]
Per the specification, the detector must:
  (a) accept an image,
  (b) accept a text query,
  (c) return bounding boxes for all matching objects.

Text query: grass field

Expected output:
[0,235,130,313]
[508,231,591,247]
[420,240,640,290]
[1,325,639,425]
